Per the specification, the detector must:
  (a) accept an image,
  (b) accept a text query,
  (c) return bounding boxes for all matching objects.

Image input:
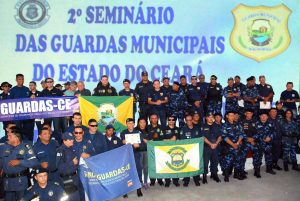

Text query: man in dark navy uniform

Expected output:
[93,75,118,96]
[119,79,137,121]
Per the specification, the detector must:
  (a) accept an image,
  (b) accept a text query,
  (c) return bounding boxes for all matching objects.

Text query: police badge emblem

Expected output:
[15,0,50,29]
[166,147,190,171]
[113,140,117,145]
[230,4,291,62]
[19,149,25,155]
[98,103,117,126]
[48,190,53,197]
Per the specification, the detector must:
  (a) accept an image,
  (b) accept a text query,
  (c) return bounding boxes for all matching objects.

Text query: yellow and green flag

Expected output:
[147,138,204,178]
[79,96,133,133]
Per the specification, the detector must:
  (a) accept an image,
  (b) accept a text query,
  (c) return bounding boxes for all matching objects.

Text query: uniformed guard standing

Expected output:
[206,75,223,115]
[168,82,189,127]
[147,114,164,186]
[202,113,222,184]
[280,109,300,171]
[135,71,153,120]
[120,118,144,197]
[20,168,67,201]
[33,128,61,184]
[221,111,244,182]
[163,116,180,187]
[242,77,259,119]
[180,115,202,187]
[0,127,38,201]
[240,109,262,179]
[104,125,122,151]
[93,75,118,96]
[256,112,276,175]
[119,79,137,121]
[223,77,240,113]
[56,132,80,201]
[268,108,283,171]
[187,76,205,118]
[148,80,168,128]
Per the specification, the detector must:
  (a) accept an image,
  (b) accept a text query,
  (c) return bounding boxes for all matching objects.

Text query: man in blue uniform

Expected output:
[73,126,95,201]
[280,110,300,171]
[9,74,34,141]
[257,75,274,112]
[135,71,153,120]
[0,81,12,136]
[180,115,202,187]
[33,128,60,184]
[148,80,168,128]
[21,168,66,201]
[147,114,164,186]
[168,81,188,127]
[179,75,189,95]
[42,77,66,142]
[223,77,240,113]
[84,119,108,155]
[56,132,80,201]
[242,77,259,119]
[66,112,89,134]
[202,113,222,184]
[240,109,262,178]
[119,79,137,121]
[221,111,244,182]
[256,112,276,175]
[163,116,180,187]
[93,75,118,96]
[187,76,205,118]
[280,82,300,117]
[206,75,223,114]
[268,108,283,170]
[104,125,122,150]
[0,127,38,201]
[120,118,144,197]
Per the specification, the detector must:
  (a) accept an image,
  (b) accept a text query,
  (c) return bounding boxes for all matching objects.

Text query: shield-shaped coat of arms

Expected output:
[230,4,291,62]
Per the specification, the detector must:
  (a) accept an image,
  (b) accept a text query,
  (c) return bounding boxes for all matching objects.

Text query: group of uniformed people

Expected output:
[0,72,300,200]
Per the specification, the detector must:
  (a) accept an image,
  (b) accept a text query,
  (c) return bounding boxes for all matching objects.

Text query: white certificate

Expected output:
[238,100,244,107]
[259,101,271,109]
[125,133,141,144]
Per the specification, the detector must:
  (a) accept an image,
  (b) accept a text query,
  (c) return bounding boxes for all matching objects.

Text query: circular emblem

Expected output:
[166,147,189,171]
[197,87,200,90]
[113,140,117,144]
[216,87,220,90]
[108,89,112,93]
[83,146,87,150]
[160,93,163,96]
[19,149,25,155]
[48,190,53,197]
[28,149,33,154]
[98,103,117,126]
[292,94,295,97]
[15,0,50,29]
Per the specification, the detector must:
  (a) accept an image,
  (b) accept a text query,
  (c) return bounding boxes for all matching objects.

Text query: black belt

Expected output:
[61,171,77,179]
[4,170,28,178]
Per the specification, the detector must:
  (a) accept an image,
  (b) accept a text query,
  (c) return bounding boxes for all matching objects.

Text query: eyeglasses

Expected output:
[74,132,83,134]
[89,125,97,127]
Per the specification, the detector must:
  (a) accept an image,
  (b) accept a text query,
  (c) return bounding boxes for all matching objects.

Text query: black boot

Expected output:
[233,170,243,180]
[292,163,300,171]
[254,167,261,178]
[273,162,282,171]
[123,194,128,198]
[284,161,289,171]
[212,173,221,183]
[137,188,143,197]
[266,166,276,175]
[224,169,229,182]
[202,174,207,184]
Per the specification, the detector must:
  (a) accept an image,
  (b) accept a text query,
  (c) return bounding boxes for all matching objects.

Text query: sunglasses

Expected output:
[89,125,97,127]
[74,132,83,134]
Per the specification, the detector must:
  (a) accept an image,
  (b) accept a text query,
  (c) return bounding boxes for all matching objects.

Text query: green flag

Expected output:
[147,138,204,179]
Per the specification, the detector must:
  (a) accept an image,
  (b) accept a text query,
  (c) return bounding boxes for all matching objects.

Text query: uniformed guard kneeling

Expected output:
[21,168,67,201]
